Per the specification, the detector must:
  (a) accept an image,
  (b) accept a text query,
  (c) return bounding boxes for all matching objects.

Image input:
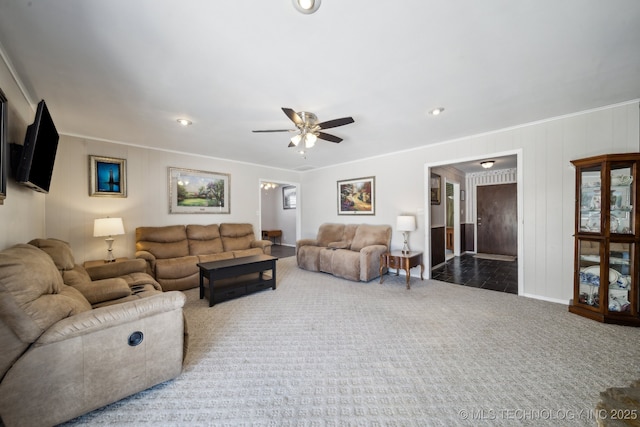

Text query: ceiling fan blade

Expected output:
[317,117,354,130]
[282,107,303,126]
[317,132,343,143]
[252,129,294,133]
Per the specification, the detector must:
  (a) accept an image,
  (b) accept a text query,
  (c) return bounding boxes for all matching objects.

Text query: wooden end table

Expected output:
[379,251,424,289]
[261,230,282,245]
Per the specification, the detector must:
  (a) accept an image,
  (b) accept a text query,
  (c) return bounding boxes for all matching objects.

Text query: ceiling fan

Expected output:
[252,108,355,149]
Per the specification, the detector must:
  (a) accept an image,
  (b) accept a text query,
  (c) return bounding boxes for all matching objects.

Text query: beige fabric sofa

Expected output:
[297,223,392,281]
[136,223,272,291]
[0,240,186,427]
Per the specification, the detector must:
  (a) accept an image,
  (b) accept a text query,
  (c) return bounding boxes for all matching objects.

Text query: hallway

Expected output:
[431,253,518,294]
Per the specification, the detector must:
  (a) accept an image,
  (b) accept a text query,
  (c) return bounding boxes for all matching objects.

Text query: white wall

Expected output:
[300,102,640,303]
[0,56,46,250]
[45,135,300,263]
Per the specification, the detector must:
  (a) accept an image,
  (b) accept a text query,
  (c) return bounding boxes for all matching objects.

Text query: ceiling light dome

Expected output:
[304,133,317,148]
[293,0,321,14]
[481,160,495,169]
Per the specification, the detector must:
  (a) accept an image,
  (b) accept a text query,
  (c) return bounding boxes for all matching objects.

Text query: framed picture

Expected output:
[430,173,441,205]
[0,89,6,205]
[168,167,230,214]
[337,176,375,215]
[282,185,296,209]
[89,155,127,197]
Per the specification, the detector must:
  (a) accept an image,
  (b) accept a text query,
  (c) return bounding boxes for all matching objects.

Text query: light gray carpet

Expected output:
[64,257,640,426]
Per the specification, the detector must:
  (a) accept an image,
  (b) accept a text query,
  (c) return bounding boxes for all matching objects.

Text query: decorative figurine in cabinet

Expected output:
[570,153,640,326]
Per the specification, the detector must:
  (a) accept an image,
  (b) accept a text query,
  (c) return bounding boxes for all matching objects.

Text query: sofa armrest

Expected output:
[251,239,273,251]
[72,278,132,305]
[135,250,157,276]
[85,258,148,280]
[35,291,186,346]
[296,239,319,250]
[359,244,390,281]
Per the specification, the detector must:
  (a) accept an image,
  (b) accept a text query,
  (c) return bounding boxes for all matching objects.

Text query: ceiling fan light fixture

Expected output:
[304,133,317,148]
[290,134,302,146]
[293,0,321,14]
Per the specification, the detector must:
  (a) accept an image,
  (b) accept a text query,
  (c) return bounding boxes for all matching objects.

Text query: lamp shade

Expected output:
[396,215,416,232]
[93,217,125,237]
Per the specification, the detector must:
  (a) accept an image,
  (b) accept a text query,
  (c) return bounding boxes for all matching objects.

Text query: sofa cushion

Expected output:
[28,238,75,271]
[0,244,91,344]
[350,224,392,252]
[220,223,255,251]
[136,225,189,259]
[62,265,92,287]
[186,224,224,255]
[316,224,345,247]
[155,256,200,280]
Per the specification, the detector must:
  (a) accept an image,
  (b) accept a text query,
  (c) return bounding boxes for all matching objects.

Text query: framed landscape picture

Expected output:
[282,185,296,209]
[337,176,375,215]
[89,155,127,197]
[168,167,230,214]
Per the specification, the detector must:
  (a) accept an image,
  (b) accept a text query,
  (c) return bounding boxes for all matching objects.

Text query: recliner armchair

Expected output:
[0,241,186,427]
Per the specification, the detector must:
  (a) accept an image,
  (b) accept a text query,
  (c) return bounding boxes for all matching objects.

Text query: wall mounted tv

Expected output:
[13,100,59,193]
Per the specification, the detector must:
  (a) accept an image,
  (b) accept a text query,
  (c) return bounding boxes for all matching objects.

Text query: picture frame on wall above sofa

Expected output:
[337,176,375,215]
[430,173,441,205]
[168,167,230,214]
[89,155,127,198]
[0,89,6,205]
[282,185,296,209]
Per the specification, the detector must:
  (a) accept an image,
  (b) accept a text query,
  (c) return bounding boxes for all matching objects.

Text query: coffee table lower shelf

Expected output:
[197,255,277,307]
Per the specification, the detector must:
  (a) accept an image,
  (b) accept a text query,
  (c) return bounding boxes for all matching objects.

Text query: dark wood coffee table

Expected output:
[197,255,277,306]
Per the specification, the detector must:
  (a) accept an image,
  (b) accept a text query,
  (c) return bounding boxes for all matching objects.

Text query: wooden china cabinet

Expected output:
[570,153,640,326]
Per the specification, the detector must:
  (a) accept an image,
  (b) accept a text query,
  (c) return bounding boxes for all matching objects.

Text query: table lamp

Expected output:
[396,215,416,254]
[93,217,125,262]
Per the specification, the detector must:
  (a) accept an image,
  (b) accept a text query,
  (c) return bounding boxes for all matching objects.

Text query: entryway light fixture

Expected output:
[260,182,278,190]
[428,107,445,116]
[293,0,321,14]
[481,160,495,169]
[176,118,192,126]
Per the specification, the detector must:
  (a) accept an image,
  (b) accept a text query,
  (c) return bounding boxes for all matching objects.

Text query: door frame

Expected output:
[424,149,524,295]
[258,179,301,245]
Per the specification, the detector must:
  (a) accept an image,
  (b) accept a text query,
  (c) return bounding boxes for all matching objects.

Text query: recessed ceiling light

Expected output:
[177,118,192,126]
[428,107,445,116]
[293,0,321,14]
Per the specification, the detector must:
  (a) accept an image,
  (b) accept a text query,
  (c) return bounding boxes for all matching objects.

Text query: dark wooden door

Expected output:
[477,183,517,256]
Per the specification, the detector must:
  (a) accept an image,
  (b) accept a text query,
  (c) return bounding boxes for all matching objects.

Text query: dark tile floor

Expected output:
[431,254,518,294]
[270,244,296,258]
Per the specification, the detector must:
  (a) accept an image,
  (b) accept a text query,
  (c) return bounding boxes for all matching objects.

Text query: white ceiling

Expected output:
[0,0,638,171]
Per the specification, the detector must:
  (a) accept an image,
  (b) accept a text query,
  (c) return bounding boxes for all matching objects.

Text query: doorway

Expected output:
[258,180,300,257]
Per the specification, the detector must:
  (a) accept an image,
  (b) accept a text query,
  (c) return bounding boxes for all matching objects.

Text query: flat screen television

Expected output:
[14,100,59,193]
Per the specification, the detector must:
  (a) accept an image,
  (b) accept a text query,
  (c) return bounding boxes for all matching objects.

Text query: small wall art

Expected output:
[168,167,230,214]
[337,176,375,215]
[430,173,441,205]
[89,155,127,197]
[282,185,296,209]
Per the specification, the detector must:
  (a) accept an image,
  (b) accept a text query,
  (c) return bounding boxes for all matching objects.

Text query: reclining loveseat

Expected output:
[297,223,392,281]
[0,239,186,426]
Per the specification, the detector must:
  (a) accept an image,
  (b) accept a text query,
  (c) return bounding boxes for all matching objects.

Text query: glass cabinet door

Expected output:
[608,242,633,313]
[580,167,602,233]
[577,239,602,308]
[610,165,634,235]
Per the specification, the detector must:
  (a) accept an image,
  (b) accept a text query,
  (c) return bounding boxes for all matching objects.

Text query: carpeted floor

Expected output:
[63,257,640,426]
